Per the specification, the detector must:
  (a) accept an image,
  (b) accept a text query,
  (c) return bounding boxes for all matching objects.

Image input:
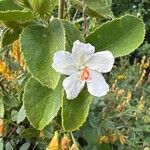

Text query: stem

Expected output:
[82,0,88,36]
[70,132,76,143]
[58,0,65,19]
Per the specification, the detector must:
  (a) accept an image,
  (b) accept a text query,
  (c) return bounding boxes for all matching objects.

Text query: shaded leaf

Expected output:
[71,0,113,19]
[0,10,34,21]
[17,105,26,124]
[1,27,22,47]
[62,20,85,50]
[0,0,22,11]
[0,100,4,118]
[62,89,92,131]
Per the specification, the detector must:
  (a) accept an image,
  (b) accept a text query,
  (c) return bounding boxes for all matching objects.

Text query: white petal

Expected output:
[86,70,109,97]
[72,40,95,64]
[85,51,114,73]
[52,51,78,75]
[63,72,85,99]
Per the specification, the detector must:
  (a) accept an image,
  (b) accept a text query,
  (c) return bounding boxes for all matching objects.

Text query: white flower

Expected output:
[52,40,114,100]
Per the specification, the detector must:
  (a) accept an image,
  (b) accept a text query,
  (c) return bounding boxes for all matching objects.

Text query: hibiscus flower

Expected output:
[52,40,114,100]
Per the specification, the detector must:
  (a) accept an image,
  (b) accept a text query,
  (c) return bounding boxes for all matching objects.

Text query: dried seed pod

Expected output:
[61,134,71,150]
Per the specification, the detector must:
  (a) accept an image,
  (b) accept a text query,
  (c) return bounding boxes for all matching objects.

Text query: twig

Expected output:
[58,0,65,19]
[82,0,88,37]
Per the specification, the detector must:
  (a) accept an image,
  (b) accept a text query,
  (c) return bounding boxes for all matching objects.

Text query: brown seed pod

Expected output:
[61,134,71,150]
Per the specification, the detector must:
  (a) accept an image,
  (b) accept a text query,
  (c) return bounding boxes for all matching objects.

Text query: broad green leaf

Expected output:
[70,0,113,19]
[62,20,85,50]
[1,27,22,47]
[17,105,26,124]
[23,78,63,130]
[85,0,113,19]
[0,0,22,11]
[20,19,65,88]
[62,89,92,131]
[0,10,34,21]
[0,100,4,118]
[86,15,145,57]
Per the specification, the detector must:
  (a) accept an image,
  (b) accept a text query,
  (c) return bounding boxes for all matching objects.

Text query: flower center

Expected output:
[80,67,90,80]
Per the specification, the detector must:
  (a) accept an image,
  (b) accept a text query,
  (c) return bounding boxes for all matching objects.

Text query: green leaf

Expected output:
[20,19,65,88]
[11,110,18,122]
[0,100,4,118]
[62,20,85,50]
[20,142,30,150]
[85,0,113,19]
[0,0,22,11]
[70,0,113,19]
[0,10,34,21]
[86,15,146,57]
[3,95,20,107]
[17,105,26,124]
[62,89,92,131]
[49,0,58,12]
[1,27,22,47]
[23,78,63,130]
[20,127,40,139]
[0,138,3,150]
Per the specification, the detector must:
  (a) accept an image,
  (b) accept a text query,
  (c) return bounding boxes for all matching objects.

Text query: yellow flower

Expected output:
[119,134,128,145]
[0,119,5,137]
[11,40,26,70]
[126,91,132,103]
[46,131,59,150]
[0,60,12,80]
[117,75,126,80]
[99,135,109,144]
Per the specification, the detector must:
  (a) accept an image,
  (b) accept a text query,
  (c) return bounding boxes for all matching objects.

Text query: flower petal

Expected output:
[86,70,109,97]
[63,72,85,99]
[52,51,78,75]
[85,51,114,73]
[72,40,95,64]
